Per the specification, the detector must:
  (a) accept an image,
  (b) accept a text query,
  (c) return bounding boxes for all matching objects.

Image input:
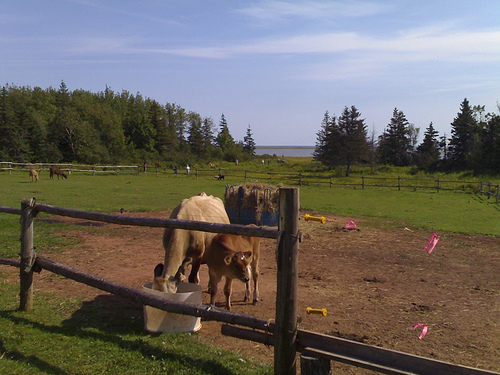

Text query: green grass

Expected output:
[0,281,271,375]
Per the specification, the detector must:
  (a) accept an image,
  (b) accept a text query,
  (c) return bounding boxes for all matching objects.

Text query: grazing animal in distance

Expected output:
[29,169,38,182]
[209,162,216,169]
[214,174,225,180]
[49,167,68,179]
[153,192,230,293]
[204,232,260,310]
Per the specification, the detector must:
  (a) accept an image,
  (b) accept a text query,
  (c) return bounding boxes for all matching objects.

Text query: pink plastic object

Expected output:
[412,323,428,340]
[424,233,439,254]
[344,220,357,229]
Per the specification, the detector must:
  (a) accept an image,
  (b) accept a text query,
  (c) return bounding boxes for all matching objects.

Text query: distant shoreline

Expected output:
[255,146,314,157]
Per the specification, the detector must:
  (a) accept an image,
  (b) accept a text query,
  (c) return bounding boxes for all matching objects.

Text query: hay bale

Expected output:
[224,184,280,225]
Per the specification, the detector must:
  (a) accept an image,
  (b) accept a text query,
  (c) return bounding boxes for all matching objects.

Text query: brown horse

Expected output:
[49,167,68,179]
[29,169,39,182]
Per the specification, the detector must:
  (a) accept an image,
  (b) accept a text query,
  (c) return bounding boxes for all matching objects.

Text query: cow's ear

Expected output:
[243,251,252,259]
[224,255,232,265]
[154,263,164,277]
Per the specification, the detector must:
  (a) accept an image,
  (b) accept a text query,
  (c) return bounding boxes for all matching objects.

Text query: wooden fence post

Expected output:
[398,176,401,190]
[275,187,300,375]
[362,176,365,190]
[20,197,36,311]
[300,353,331,375]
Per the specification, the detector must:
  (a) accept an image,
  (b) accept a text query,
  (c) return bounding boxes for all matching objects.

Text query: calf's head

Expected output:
[224,251,252,283]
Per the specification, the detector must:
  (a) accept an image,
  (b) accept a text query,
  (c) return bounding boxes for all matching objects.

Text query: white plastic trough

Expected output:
[142,282,202,333]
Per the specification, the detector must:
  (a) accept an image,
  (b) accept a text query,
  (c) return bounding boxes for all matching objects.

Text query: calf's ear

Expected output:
[154,263,164,277]
[224,255,232,265]
[243,251,252,259]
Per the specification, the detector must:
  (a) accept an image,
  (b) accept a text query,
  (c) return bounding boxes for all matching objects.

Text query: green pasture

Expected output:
[0,168,499,374]
[1,169,499,237]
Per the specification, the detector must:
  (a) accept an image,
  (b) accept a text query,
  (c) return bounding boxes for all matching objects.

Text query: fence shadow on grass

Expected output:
[0,295,242,375]
[0,338,66,374]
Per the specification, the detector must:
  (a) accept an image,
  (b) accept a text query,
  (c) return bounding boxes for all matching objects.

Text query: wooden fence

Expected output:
[2,161,499,201]
[0,195,499,374]
[0,161,140,175]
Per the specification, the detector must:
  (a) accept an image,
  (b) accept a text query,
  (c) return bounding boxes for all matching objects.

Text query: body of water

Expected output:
[255,146,314,157]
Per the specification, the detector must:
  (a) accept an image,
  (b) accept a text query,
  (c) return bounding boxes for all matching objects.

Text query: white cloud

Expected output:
[236,0,392,23]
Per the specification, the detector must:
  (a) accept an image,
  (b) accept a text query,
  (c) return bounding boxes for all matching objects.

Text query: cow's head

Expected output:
[224,251,252,283]
[152,263,180,293]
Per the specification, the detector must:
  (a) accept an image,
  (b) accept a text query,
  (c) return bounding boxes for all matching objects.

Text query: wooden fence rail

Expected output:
[1,198,499,374]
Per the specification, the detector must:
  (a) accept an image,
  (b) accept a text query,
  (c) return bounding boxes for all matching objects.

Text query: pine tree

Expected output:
[187,111,204,156]
[337,105,369,176]
[448,98,480,170]
[416,122,440,171]
[215,113,236,153]
[313,111,338,167]
[243,125,256,155]
[314,107,369,175]
[478,113,500,173]
[377,108,412,166]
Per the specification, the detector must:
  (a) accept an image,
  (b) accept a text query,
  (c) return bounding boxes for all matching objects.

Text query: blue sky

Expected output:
[2,1,500,146]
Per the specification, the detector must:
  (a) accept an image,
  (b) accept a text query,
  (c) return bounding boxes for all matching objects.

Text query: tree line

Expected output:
[1,82,499,176]
[0,82,256,167]
[314,99,500,175]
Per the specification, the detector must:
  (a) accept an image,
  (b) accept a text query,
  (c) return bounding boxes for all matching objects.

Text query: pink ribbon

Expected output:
[412,323,428,339]
[344,220,357,229]
[424,233,439,254]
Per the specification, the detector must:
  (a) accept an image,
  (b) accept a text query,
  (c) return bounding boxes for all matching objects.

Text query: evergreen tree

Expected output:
[377,108,413,166]
[215,113,236,154]
[149,100,169,157]
[122,92,156,153]
[187,111,204,156]
[448,98,480,170]
[243,125,256,155]
[201,117,215,149]
[337,105,369,176]
[478,113,500,173]
[313,111,338,167]
[416,122,440,170]
[314,107,368,175]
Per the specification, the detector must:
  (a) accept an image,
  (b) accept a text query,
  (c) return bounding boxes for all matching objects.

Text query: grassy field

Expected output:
[1,164,499,373]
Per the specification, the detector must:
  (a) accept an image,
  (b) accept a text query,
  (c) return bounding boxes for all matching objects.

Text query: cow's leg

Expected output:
[251,260,260,305]
[188,258,201,285]
[223,277,234,311]
[209,271,222,306]
[243,265,251,303]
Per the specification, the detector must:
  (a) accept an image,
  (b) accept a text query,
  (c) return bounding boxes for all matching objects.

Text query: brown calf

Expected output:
[204,233,260,310]
[49,167,68,179]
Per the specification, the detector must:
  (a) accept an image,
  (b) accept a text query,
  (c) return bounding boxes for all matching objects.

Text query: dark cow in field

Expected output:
[49,167,68,179]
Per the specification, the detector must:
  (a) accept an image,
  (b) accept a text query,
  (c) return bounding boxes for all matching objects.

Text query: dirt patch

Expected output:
[6,211,500,373]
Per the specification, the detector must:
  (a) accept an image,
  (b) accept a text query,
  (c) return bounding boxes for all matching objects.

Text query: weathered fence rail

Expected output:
[1,198,499,374]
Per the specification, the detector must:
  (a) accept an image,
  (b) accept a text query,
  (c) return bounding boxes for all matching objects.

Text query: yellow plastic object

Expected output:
[304,214,326,224]
[306,307,327,316]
